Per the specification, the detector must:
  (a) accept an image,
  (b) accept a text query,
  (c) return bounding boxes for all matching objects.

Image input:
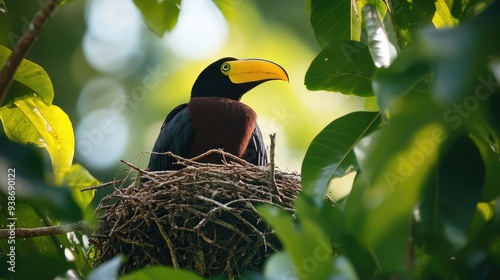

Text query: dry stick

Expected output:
[154,219,179,269]
[268,133,283,201]
[81,180,124,192]
[0,221,91,239]
[0,0,60,105]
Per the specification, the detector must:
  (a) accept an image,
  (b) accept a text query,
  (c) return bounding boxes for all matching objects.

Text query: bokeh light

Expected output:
[162,0,229,60]
[83,0,144,75]
[75,109,129,169]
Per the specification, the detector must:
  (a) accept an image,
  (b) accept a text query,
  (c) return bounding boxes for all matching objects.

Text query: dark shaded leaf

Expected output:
[0,203,74,280]
[414,135,485,255]
[310,0,361,47]
[390,0,436,49]
[0,135,82,221]
[305,41,376,96]
[302,111,380,200]
[372,47,431,113]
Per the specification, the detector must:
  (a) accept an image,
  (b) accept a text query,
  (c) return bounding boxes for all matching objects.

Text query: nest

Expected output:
[90,149,301,277]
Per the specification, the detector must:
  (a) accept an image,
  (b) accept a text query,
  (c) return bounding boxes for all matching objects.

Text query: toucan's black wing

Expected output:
[243,124,268,166]
[148,104,192,171]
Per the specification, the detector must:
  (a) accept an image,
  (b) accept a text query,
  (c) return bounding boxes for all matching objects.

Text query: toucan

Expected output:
[148,57,289,171]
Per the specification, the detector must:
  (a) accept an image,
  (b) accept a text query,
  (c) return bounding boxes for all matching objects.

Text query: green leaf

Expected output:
[263,251,294,279]
[301,111,381,200]
[0,96,74,185]
[61,164,99,211]
[470,117,500,201]
[0,134,82,221]
[305,41,376,96]
[372,47,431,113]
[0,203,75,280]
[348,93,448,271]
[258,204,334,280]
[390,0,436,49]
[362,4,396,67]
[120,266,204,280]
[133,0,181,37]
[414,134,485,255]
[420,25,485,106]
[88,255,123,280]
[432,0,459,27]
[310,0,361,47]
[0,45,54,106]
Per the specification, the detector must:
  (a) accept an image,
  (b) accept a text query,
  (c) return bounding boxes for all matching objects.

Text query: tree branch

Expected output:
[0,0,60,106]
[0,221,92,239]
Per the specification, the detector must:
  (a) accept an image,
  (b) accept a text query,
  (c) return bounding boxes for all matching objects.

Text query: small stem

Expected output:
[269,133,283,201]
[0,0,60,106]
[0,221,92,239]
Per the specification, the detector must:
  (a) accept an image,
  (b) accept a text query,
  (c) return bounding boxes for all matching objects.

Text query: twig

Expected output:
[0,0,60,105]
[154,219,179,269]
[81,180,124,192]
[269,133,283,200]
[0,221,91,239]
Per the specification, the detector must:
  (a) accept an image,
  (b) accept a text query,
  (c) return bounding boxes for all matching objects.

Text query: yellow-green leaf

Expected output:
[0,45,54,105]
[0,97,74,184]
[62,164,99,211]
[432,0,458,27]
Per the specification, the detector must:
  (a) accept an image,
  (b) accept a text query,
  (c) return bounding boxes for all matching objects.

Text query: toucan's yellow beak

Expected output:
[221,59,289,84]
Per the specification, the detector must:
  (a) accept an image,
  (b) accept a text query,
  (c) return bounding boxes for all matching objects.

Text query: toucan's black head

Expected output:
[191,57,289,101]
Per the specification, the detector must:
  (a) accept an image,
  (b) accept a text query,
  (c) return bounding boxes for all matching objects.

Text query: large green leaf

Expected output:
[258,204,334,280]
[420,25,485,106]
[0,45,54,106]
[372,47,431,113]
[305,41,376,96]
[133,0,181,37]
[310,0,361,47]
[120,266,204,280]
[348,93,448,271]
[0,96,74,185]
[301,111,380,200]
[414,135,485,255]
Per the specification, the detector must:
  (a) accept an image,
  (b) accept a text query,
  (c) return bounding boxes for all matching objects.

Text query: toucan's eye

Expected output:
[221,63,231,73]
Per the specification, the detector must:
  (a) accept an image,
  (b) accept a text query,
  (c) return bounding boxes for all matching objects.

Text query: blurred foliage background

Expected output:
[0,0,362,199]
